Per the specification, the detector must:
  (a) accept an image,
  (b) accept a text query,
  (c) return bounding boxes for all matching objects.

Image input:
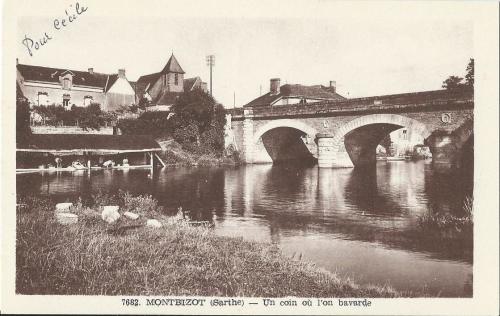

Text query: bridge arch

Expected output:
[253,119,318,145]
[329,114,432,167]
[332,114,432,151]
[251,119,319,164]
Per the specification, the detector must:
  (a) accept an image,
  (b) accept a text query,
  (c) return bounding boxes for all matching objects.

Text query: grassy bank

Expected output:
[17,194,403,297]
[157,139,239,167]
[417,196,473,239]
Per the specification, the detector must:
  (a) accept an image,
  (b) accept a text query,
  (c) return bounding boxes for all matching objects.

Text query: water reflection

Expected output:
[17,161,472,296]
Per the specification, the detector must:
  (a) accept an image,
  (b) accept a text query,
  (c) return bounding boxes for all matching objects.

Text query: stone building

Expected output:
[135,54,208,111]
[244,78,346,107]
[16,59,136,112]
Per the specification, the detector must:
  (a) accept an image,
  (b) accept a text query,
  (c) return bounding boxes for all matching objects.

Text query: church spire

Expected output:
[161,53,185,74]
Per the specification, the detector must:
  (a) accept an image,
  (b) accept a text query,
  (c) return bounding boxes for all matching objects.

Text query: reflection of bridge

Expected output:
[228,90,473,171]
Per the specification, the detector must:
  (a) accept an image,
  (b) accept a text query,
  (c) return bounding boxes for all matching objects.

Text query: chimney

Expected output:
[88,68,94,74]
[270,78,280,95]
[16,58,19,65]
[329,80,337,93]
[118,69,126,79]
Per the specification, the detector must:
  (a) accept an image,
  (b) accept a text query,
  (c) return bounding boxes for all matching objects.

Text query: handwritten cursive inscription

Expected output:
[21,2,88,57]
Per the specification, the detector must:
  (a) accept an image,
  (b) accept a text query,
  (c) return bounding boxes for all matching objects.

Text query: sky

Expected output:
[16,1,473,108]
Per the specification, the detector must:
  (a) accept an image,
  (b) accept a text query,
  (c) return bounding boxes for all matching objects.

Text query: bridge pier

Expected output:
[317,133,335,168]
[427,134,464,172]
[242,109,255,163]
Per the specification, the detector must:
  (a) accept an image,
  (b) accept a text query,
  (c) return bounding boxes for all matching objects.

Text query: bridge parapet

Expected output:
[228,89,473,120]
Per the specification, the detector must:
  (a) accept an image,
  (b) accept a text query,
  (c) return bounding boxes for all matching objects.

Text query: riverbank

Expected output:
[157,139,239,167]
[17,193,404,297]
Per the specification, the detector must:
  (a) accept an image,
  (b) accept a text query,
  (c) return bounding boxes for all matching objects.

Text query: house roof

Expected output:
[135,72,162,100]
[17,64,112,89]
[161,54,185,74]
[17,134,162,153]
[128,81,137,94]
[244,84,346,107]
[104,74,119,92]
[154,92,182,106]
[183,77,200,91]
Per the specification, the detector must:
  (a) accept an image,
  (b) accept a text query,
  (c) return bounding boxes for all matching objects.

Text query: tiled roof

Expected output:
[183,77,199,91]
[128,81,137,94]
[104,74,119,92]
[161,54,185,74]
[17,64,111,89]
[244,84,346,107]
[154,91,182,106]
[135,72,162,99]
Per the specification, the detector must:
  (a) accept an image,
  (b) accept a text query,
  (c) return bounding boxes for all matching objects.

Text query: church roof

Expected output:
[161,54,185,74]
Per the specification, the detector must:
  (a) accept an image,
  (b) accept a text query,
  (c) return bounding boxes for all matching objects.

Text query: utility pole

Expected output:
[206,55,215,96]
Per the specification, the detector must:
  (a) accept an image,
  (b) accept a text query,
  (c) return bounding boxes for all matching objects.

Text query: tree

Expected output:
[117,89,225,155]
[16,98,32,146]
[465,58,474,88]
[173,89,218,134]
[171,89,224,154]
[442,75,464,91]
[442,58,474,92]
[379,134,392,152]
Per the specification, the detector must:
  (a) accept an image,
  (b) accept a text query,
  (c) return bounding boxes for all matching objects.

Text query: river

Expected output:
[16,160,473,297]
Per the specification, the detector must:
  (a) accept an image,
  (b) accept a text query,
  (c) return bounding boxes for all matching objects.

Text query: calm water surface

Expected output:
[17,161,473,296]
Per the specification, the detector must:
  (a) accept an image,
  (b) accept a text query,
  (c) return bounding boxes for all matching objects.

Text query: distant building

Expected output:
[376,127,429,157]
[135,54,208,111]
[244,78,345,107]
[16,59,136,112]
[391,127,425,155]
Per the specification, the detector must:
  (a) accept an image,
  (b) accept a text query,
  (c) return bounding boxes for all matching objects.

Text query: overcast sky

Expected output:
[17,1,473,108]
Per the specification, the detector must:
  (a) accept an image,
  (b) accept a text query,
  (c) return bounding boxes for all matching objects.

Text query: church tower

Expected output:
[161,54,185,93]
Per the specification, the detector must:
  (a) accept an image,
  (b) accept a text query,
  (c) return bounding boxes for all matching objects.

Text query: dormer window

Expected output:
[60,71,74,90]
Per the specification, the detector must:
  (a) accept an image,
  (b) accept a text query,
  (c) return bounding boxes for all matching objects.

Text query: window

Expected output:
[402,129,408,140]
[63,94,71,110]
[38,92,48,106]
[174,73,179,85]
[83,96,93,107]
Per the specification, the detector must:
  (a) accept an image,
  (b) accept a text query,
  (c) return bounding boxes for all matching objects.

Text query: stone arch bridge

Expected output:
[227,90,473,170]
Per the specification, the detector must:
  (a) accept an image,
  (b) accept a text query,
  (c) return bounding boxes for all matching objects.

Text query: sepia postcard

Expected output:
[2,0,499,314]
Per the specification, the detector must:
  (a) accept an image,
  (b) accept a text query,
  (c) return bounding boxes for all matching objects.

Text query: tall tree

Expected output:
[465,58,474,88]
[16,98,32,146]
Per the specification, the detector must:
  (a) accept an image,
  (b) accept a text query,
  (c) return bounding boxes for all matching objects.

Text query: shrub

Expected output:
[32,103,113,130]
